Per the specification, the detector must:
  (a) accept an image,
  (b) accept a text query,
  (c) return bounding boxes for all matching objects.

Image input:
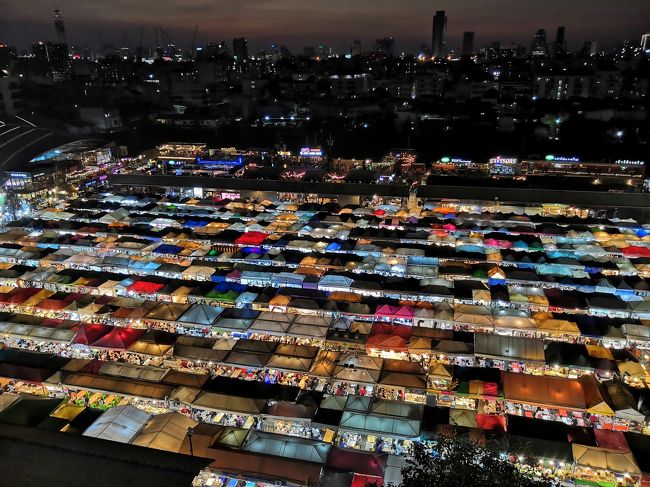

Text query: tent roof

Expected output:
[243,431,331,464]
[131,412,198,452]
[474,334,545,362]
[572,444,641,474]
[503,373,587,409]
[83,405,151,444]
[191,392,266,414]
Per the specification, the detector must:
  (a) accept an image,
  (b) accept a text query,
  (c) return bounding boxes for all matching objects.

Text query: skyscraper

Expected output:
[232,37,248,60]
[642,34,650,55]
[351,39,362,56]
[375,37,395,55]
[553,26,566,55]
[54,9,66,45]
[431,10,447,57]
[580,40,597,57]
[531,29,548,56]
[462,31,474,57]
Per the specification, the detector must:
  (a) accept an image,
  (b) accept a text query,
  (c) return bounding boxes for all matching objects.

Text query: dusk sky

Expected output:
[1,0,649,53]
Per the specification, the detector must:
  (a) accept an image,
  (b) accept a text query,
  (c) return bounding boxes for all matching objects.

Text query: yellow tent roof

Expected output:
[536,319,580,336]
[572,444,641,474]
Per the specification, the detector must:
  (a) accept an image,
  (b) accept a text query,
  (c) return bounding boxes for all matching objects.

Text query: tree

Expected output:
[383,438,551,487]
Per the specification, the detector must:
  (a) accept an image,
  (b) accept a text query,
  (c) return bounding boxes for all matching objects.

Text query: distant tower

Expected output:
[531,29,547,56]
[54,9,67,45]
[462,31,474,57]
[351,39,362,56]
[431,10,447,58]
[554,26,566,55]
[642,33,650,55]
[232,37,248,60]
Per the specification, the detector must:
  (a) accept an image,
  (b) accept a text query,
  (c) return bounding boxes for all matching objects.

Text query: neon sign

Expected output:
[299,147,323,157]
[545,155,580,162]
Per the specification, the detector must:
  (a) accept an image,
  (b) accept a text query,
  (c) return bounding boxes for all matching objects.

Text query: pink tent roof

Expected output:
[395,306,415,319]
[375,304,399,318]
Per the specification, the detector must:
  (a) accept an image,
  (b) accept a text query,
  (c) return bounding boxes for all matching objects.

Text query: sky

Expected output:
[1,0,649,53]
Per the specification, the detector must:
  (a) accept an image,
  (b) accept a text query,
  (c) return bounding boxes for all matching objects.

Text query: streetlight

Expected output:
[187,427,195,456]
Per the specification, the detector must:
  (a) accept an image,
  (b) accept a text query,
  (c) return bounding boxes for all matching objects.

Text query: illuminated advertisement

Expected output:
[544,155,580,162]
[194,156,244,167]
[299,147,323,157]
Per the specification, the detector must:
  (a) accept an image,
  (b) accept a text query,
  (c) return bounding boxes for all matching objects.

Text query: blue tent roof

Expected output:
[154,244,183,255]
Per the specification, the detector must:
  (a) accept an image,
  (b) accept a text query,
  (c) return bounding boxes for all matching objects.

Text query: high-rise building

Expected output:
[580,40,597,57]
[642,34,650,55]
[351,39,362,56]
[431,10,447,57]
[531,29,548,56]
[462,31,474,57]
[553,26,566,55]
[375,37,395,55]
[32,42,47,61]
[233,37,248,60]
[0,44,16,70]
[303,46,316,58]
[54,9,66,45]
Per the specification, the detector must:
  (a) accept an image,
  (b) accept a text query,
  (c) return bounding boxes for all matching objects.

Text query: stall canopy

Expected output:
[191,392,266,415]
[82,405,151,444]
[571,444,641,474]
[474,335,545,362]
[243,431,331,464]
[502,373,587,409]
[90,327,146,350]
[131,412,198,452]
[178,304,223,327]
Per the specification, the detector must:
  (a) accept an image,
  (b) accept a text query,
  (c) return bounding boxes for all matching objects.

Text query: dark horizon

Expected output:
[1,0,649,54]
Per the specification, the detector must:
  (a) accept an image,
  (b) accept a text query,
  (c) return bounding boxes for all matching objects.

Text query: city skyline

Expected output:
[1,0,649,53]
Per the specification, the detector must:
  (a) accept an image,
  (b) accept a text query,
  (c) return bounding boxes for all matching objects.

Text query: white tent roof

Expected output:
[83,405,151,444]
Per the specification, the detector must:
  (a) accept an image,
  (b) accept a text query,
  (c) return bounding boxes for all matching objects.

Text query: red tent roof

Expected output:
[623,246,650,257]
[351,475,383,487]
[370,323,412,339]
[1,288,39,305]
[36,299,68,311]
[326,447,387,477]
[90,327,146,350]
[593,429,630,452]
[476,413,507,431]
[366,334,408,352]
[72,324,113,345]
[127,281,165,294]
[235,231,267,246]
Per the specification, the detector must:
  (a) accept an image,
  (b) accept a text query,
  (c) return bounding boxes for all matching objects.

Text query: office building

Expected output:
[462,31,474,56]
[580,40,598,57]
[54,9,66,45]
[531,29,548,56]
[431,10,447,57]
[232,37,248,61]
[642,33,650,55]
[553,26,566,55]
[351,39,362,56]
[375,37,395,55]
